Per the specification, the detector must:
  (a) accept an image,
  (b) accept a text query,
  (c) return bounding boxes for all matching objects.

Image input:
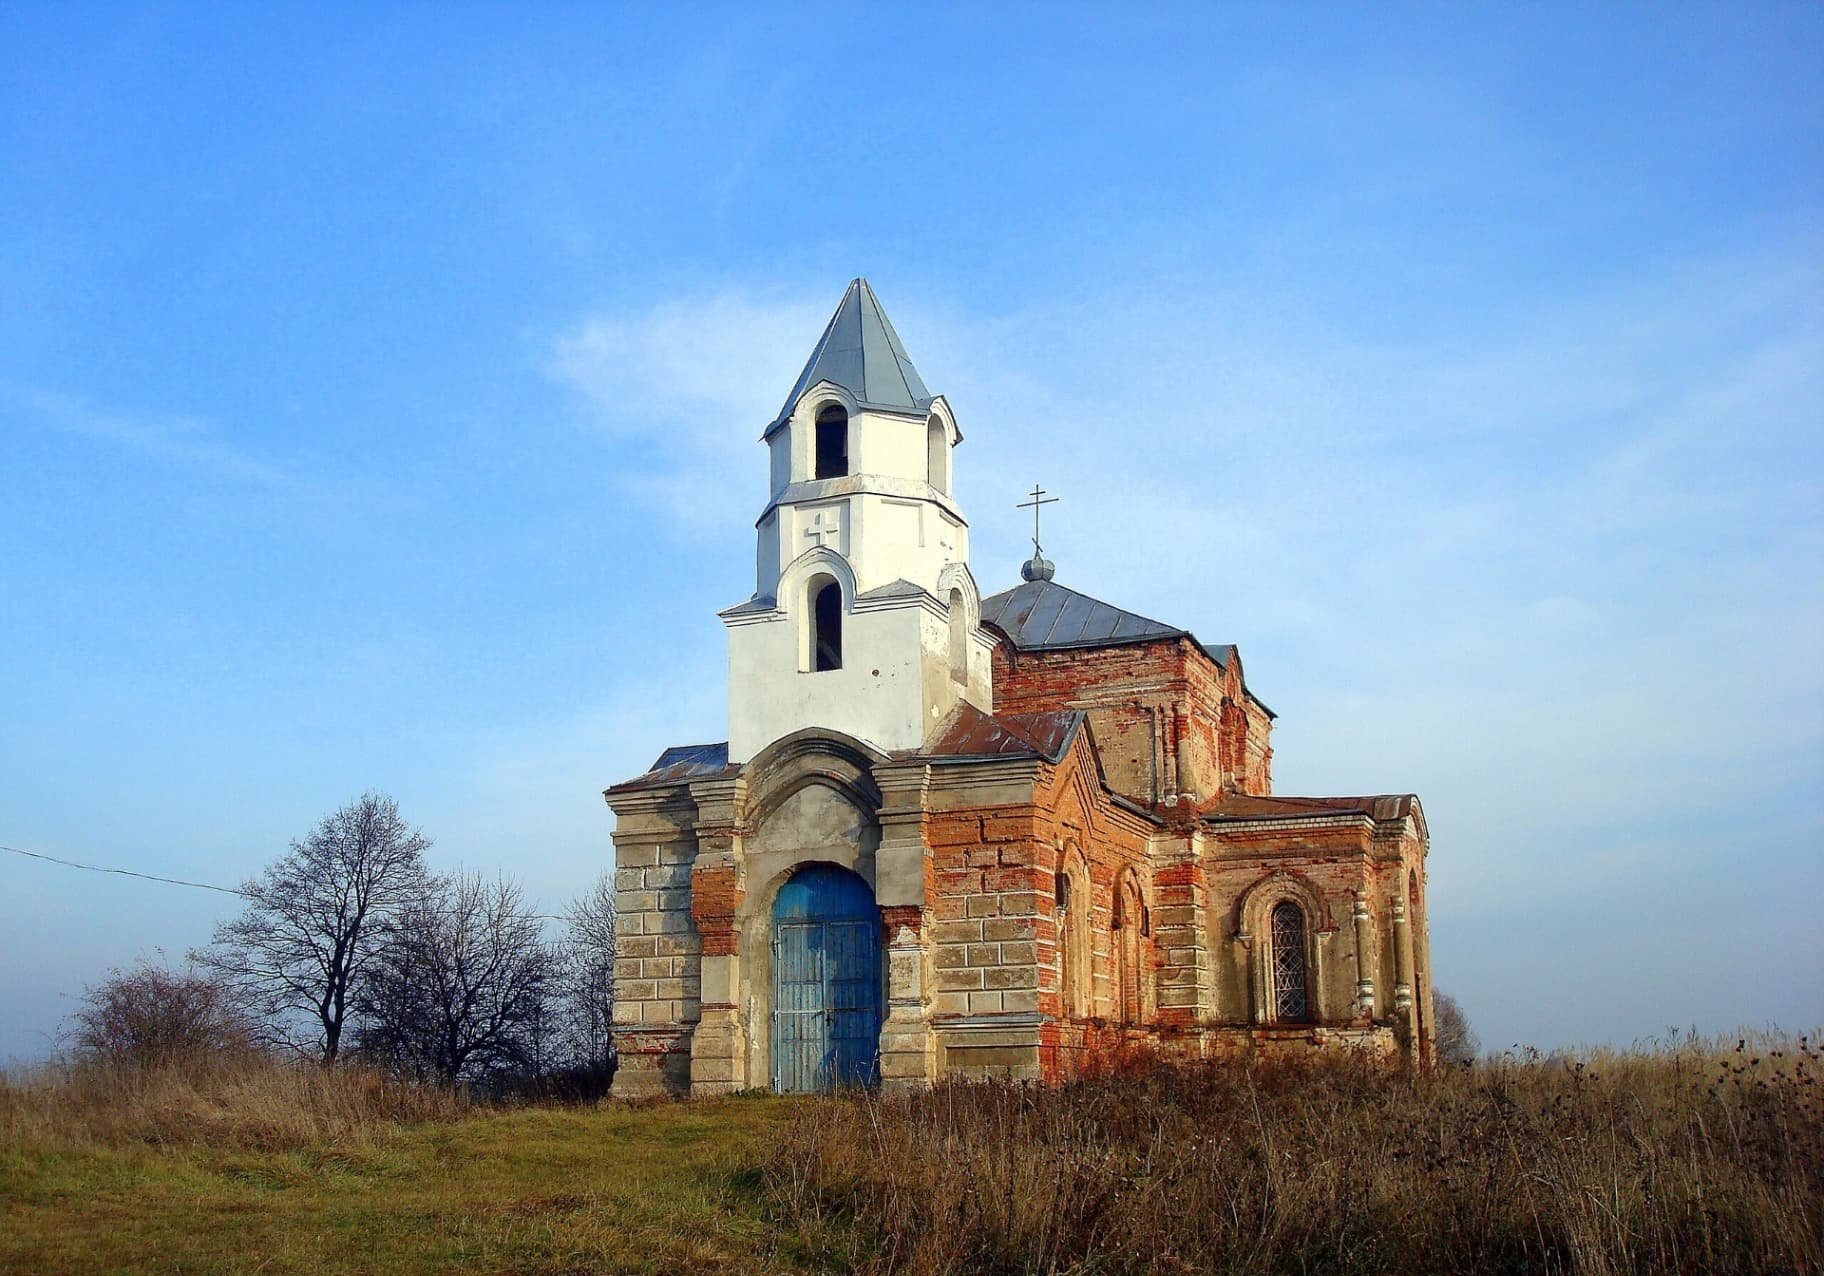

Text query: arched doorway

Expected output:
[771,863,882,1092]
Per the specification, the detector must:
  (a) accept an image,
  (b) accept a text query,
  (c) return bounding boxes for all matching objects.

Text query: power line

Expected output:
[0,842,577,922]
[1,843,247,896]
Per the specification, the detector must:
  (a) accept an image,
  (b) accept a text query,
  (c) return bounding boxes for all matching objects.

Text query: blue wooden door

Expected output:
[771,864,882,1093]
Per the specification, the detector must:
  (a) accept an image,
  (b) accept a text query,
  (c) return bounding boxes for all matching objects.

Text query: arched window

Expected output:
[1112,871,1146,1025]
[815,406,849,479]
[1269,901,1308,1023]
[926,418,948,494]
[811,578,842,671]
[1054,850,1089,1019]
[947,588,968,684]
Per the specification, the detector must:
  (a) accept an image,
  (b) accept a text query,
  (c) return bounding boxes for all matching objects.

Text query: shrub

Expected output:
[70,959,253,1068]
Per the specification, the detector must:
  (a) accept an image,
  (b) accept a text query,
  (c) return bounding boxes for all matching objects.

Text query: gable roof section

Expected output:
[918,702,1085,764]
[916,704,1159,823]
[766,278,934,436]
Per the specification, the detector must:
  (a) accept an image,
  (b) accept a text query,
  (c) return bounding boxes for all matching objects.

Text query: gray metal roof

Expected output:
[979,576,1273,716]
[980,578,1187,652]
[766,279,934,436]
[608,742,731,792]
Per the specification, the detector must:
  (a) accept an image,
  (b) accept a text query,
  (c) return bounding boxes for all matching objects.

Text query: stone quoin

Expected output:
[605,279,1435,1096]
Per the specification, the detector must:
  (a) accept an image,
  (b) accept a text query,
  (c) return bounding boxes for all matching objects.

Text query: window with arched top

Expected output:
[1053,850,1090,1019]
[1269,901,1309,1023]
[810,578,842,671]
[926,418,948,494]
[947,588,968,684]
[815,406,849,479]
[1112,871,1147,1025]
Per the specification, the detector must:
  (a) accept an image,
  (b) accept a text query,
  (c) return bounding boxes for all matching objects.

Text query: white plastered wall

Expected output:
[730,386,983,762]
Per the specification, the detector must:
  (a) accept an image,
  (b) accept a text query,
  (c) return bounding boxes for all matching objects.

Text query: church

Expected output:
[606,280,1435,1097]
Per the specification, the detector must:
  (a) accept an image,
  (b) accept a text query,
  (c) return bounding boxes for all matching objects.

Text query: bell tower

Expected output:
[721,279,992,762]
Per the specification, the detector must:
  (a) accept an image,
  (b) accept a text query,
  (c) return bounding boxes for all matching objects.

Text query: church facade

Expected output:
[606,280,1435,1097]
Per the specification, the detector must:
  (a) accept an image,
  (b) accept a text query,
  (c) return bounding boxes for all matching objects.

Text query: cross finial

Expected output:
[1015,483,1059,557]
[1015,484,1059,583]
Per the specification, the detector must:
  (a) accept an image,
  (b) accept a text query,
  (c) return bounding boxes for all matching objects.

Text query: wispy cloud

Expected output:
[547,290,833,536]
[11,386,296,488]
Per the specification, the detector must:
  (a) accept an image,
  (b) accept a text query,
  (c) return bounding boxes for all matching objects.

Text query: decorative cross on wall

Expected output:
[1016,484,1059,556]
[803,510,841,548]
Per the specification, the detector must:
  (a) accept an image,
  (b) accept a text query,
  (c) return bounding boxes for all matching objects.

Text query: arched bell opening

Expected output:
[814,405,850,479]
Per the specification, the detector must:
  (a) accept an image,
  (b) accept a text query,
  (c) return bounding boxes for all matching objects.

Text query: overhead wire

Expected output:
[0,842,248,896]
[0,842,577,922]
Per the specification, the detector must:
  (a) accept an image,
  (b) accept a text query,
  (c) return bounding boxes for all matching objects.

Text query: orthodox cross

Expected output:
[1016,483,1059,556]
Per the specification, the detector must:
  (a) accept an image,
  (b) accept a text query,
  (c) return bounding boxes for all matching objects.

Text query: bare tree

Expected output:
[562,872,616,1065]
[354,872,556,1086]
[195,792,430,1062]
[71,958,253,1067]
[1435,991,1480,1066]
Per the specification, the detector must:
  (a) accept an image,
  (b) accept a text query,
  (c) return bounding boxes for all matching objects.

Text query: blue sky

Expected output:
[2,5,1819,1061]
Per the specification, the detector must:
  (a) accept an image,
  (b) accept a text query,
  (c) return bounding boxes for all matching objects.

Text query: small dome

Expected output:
[1020,553,1055,583]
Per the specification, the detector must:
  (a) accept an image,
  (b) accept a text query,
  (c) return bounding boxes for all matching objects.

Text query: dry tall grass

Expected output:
[1,1048,468,1152]
[769,1034,1822,1276]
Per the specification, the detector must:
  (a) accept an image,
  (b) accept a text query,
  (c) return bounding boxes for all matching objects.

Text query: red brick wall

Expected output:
[991,637,1274,802]
[689,863,742,957]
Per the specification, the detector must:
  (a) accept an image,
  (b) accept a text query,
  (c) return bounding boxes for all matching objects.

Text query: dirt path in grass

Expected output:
[0,1097,831,1275]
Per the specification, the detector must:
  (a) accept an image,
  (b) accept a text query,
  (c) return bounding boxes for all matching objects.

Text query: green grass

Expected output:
[8,1036,1817,1275]
[0,1097,835,1275]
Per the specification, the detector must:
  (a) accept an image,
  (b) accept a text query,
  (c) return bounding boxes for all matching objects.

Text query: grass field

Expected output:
[3,1037,1818,1275]
[1,1062,824,1275]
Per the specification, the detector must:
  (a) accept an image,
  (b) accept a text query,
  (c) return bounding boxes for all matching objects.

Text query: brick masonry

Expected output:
[606,633,1433,1097]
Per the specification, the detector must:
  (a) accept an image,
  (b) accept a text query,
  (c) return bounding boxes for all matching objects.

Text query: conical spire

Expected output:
[766,279,933,435]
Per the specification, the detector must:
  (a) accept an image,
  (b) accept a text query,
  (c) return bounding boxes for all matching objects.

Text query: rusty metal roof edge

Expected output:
[1108,792,1164,824]
[1202,795,1417,826]
[605,742,734,793]
[606,762,739,795]
[923,751,1043,767]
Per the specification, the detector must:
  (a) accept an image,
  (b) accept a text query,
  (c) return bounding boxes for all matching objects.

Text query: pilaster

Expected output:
[874,762,936,1091]
[686,775,750,1095]
[1351,891,1377,1016]
[1151,830,1213,1025]
[605,784,702,1098]
[1391,893,1415,1043]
